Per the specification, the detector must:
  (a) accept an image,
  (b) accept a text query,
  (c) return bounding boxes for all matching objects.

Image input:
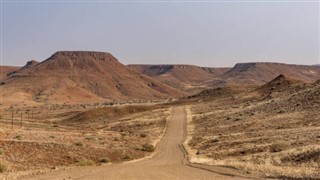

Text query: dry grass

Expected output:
[0,161,8,173]
[185,81,320,178]
[75,158,95,166]
[0,104,171,176]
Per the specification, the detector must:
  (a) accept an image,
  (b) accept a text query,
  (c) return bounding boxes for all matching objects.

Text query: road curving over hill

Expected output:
[23,107,248,180]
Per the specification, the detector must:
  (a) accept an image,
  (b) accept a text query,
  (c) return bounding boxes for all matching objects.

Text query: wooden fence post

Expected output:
[11,110,14,130]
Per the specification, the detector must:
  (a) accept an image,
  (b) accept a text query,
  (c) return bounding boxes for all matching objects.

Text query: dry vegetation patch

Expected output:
[185,80,320,179]
[0,104,170,177]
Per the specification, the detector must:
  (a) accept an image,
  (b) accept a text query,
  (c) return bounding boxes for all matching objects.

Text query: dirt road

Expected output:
[23,107,248,180]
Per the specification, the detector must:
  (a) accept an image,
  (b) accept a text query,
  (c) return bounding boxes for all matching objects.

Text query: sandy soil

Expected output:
[20,107,249,180]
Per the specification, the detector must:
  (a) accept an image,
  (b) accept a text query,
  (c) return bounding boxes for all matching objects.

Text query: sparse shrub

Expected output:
[85,136,96,141]
[114,137,119,141]
[74,142,83,147]
[139,133,147,138]
[278,109,285,114]
[0,161,8,173]
[124,155,131,160]
[99,158,110,163]
[49,136,55,139]
[210,139,219,143]
[270,141,291,153]
[52,124,59,128]
[75,158,95,166]
[141,143,155,152]
[15,135,22,140]
[0,148,3,155]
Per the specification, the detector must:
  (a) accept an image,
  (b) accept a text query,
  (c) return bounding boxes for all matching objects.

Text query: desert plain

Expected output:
[0,51,319,179]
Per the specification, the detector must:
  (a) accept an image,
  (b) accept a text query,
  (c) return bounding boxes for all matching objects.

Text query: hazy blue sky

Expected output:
[1,1,319,67]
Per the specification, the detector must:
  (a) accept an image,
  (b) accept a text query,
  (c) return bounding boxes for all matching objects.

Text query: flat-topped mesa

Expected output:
[233,62,316,69]
[231,62,284,71]
[49,51,118,62]
[231,63,258,72]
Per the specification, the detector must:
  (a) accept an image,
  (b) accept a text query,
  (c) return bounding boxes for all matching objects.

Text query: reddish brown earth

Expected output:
[1,55,319,179]
[0,51,187,106]
[18,60,39,71]
[128,64,230,93]
[203,62,320,87]
[0,104,171,179]
[128,64,229,83]
[0,66,20,80]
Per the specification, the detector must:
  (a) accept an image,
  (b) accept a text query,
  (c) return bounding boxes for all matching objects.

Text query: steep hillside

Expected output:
[0,66,20,80]
[0,51,187,105]
[203,62,319,87]
[222,62,319,84]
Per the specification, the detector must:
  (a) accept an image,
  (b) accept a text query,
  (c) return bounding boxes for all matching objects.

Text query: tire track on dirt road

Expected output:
[23,106,249,180]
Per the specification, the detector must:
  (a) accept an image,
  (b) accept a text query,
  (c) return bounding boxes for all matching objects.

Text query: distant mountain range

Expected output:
[1,51,319,106]
[132,62,319,91]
